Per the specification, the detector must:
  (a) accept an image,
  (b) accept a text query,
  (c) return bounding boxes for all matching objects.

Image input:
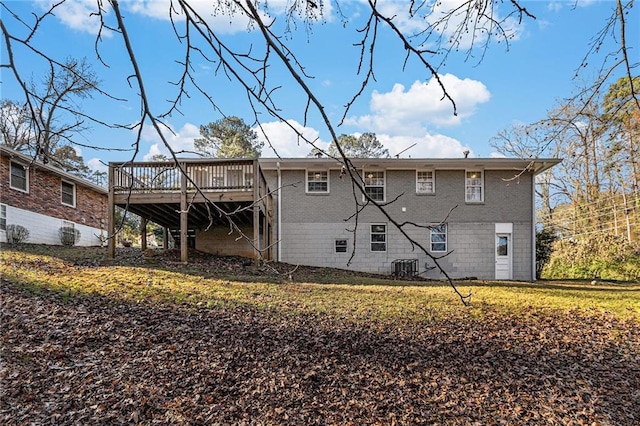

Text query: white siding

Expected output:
[0,205,104,246]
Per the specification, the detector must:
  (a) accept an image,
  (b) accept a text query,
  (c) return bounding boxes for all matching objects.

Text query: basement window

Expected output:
[370,224,387,252]
[335,239,348,253]
[0,204,6,231]
[430,224,447,252]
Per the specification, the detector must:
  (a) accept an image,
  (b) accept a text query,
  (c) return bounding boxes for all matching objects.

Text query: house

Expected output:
[259,157,560,281]
[106,156,559,280]
[0,146,107,246]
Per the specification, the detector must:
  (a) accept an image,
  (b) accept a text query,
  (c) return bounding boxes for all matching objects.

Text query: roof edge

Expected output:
[1,145,107,194]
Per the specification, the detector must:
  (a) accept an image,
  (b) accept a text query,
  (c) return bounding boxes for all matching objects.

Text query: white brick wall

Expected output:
[280,221,533,280]
[0,204,104,246]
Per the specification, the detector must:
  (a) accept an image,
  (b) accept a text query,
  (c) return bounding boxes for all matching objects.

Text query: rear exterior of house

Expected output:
[260,158,560,281]
[0,146,107,246]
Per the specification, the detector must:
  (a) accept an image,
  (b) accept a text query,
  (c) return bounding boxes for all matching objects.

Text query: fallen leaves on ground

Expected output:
[2,276,639,425]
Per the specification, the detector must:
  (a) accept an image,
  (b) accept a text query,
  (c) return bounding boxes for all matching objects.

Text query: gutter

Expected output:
[532,170,537,281]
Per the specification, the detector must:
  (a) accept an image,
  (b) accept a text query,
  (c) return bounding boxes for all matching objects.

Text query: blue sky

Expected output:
[1,0,638,173]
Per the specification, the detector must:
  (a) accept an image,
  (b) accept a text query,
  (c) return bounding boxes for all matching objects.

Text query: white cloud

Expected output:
[123,0,333,34]
[142,122,201,160]
[257,120,326,157]
[379,132,472,158]
[124,0,254,34]
[39,0,109,36]
[138,118,472,160]
[428,0,525,49]
[346,73,490,135]
[357,0,525,50]
[256,120,473,159]
[87,157,108,173]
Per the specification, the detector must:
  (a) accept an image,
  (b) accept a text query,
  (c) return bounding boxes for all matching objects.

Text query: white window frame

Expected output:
[0,204,6,231]
[370,224,387,252]
[306,170,329,194]
[9,161,28,193]
[465,170,484,203]
[430,223,447,252]
[363,170,385,202]
[335,239,348,253]
[416,170,435,194]
[61,180,76,207]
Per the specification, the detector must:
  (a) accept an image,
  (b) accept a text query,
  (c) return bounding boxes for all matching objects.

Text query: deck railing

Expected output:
[111,159,263,194]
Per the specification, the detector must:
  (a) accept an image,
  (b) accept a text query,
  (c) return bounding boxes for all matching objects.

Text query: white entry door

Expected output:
[495,233,512,280]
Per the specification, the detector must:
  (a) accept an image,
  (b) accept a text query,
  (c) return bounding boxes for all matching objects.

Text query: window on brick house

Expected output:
[10,161,28,192]
[370,224,387,252]
[364,171,385,202]
[0,204,6,231]
[307,170,329,193]
[61,181,76,207]
[430,224,447,252]
[416,170,435,194]
[465,170,484,202]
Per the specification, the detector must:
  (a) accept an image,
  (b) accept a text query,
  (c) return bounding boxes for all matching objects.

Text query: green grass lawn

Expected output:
[2,244,638,322]
[2,244,639,424]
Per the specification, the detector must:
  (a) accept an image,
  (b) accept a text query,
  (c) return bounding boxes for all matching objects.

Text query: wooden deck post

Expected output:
[107,164,115,259]
[140,217,148,251]
[180,165,188,263]
[253,160,260,265]
[163,227,169,250]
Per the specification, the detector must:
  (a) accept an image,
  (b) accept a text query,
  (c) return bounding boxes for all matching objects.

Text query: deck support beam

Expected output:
[163,227,169,250]
[253,160,260,266]
[180,166,188,263]
[140,217,148,251]
[107,165,115,259]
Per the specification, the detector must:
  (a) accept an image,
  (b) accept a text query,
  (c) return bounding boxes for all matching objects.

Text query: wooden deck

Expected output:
[107,159,274,262]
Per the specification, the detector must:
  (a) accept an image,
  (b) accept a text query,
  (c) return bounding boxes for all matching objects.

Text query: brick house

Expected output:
[107,156,559,280]
[259,157,561,281]
[1,146,107,246]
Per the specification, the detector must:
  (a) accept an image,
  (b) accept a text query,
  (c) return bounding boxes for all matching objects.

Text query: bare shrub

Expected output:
[5,224,30,244]
[59,227,81,247]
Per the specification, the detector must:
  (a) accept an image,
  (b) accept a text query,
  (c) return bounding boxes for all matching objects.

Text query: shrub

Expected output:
[543,233,640,281]
[59,226,81,247]
[5,224,30,244]
[535,228,557,279]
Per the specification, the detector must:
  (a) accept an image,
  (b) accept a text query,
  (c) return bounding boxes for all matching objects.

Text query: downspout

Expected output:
[532,167,538,281]
[277,161,282,262]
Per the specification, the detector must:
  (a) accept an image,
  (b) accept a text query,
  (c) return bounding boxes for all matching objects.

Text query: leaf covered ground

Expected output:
[1,246,639,425]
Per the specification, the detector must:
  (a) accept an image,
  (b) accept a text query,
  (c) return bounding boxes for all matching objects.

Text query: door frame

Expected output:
[495,223,513,280]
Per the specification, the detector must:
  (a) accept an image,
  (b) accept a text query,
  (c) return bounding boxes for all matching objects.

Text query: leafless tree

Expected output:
[0,99,33,151]
[1,0,555,304]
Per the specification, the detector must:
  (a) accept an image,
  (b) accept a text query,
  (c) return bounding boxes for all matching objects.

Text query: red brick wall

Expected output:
[0,155,107,229]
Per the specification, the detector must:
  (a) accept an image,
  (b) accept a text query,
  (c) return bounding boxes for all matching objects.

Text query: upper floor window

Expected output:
[430,224,447,252]
[61,180,76,207]
[10,161,28,192]
[0,204,6,231]
[465,170,484,203]
[370,224,387,252]
[307,170,329,193]
[416,170,435,194]
[364,170,385,202]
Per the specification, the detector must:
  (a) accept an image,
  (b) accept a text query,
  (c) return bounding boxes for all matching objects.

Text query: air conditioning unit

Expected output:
[391,259,418,278]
